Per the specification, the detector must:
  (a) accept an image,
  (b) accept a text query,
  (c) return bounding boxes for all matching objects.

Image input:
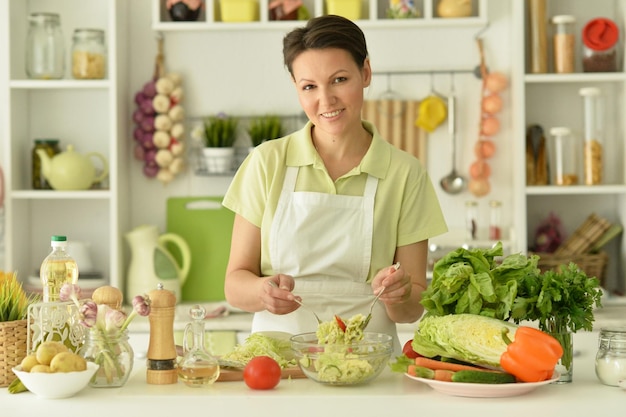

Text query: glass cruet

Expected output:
[177,304,220,387]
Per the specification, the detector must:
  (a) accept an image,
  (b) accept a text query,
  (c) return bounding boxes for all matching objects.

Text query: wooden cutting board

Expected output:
[217,366,306,382]
[166,197,234,302]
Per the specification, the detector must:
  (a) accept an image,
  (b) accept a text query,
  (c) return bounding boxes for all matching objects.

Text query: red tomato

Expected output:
[402,339,421,359]
[243,356,282,390]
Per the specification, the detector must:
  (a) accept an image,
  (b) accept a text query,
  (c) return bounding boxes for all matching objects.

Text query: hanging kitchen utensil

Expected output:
[440,74,467,194]
[416,73,447,133]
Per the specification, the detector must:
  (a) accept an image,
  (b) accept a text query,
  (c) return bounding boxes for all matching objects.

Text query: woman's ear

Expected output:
[362,58,372,88]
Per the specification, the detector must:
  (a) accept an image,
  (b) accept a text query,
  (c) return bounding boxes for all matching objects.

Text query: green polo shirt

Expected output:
[222,120,447,282]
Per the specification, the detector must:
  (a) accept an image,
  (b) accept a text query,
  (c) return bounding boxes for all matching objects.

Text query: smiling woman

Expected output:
[221,15,447,356]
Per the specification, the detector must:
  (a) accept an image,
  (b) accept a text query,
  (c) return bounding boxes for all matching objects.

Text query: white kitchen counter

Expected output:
[2,330,623,417]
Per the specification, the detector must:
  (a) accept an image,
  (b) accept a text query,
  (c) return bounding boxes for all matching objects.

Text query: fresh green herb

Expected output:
[512,262,603,370]
[248,115,283,147]
[203,113,238,148]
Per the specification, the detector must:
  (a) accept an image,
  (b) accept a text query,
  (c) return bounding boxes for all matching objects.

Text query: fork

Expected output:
[361,262,400,330]
[268,280,322,324]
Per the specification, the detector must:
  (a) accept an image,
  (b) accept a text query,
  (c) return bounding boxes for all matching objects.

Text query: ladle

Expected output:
[440,76,467,194]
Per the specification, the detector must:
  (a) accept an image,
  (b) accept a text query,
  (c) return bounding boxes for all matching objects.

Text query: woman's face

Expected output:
[291,48,371,140]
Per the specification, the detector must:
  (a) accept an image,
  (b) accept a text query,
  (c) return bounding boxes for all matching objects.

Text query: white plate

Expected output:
[405,372,560,398]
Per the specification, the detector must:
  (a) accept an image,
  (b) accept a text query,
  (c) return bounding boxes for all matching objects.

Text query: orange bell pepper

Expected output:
[500,326,563,383]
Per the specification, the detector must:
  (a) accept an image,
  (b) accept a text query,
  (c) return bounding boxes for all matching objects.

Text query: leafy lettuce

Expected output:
[421,242,541,320]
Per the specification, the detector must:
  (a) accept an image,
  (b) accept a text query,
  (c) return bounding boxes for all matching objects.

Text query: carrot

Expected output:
[414,357,487,373]
[434,369,455,382]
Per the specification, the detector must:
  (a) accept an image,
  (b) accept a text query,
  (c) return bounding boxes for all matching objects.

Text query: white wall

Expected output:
[126,0,514,247]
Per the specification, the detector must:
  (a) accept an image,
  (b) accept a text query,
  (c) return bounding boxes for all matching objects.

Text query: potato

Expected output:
[30,364,52,373]
[50,352,87,373]
[20,354,39,372]
[36,341,68,365]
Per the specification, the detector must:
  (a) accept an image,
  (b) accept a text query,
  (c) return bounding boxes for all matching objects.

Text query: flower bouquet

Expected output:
[61,284,151,387]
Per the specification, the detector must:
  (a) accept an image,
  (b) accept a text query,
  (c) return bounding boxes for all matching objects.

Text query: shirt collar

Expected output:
[285,120,391,180]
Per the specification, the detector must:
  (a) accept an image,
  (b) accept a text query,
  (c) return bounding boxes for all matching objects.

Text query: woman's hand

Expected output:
[261,275,300,315]
[373,262,412,306]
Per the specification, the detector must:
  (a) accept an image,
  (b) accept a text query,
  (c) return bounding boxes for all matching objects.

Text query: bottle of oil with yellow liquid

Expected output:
[31,235,83,353]
[40,235,79,302]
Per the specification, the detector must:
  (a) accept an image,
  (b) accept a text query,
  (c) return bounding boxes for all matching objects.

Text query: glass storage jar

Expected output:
[465,200,478,241]
[25,13,65,79]
[582,18,619,72]
[595,327,626,386]
[79,328,134,387]
[549,127,579,186]
[488,200,502,240]
[71,29,106,79]
[551,15,576,73]
[32,139,60,189]
[579,87,603,185]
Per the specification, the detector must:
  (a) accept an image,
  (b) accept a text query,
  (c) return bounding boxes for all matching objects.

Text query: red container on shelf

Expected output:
[582,17,620,72]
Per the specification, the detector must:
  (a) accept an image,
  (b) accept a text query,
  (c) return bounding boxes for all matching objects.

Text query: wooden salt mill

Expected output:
[146,283,178,384]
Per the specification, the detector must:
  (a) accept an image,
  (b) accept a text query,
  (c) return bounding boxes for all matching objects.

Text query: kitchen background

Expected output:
[1,0,625,303]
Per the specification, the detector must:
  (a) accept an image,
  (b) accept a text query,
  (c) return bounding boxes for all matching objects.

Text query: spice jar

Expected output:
[579,87,603,185]
[549,127,578,186]
[465,200,478,241]
[551,15,576,73]
[595,327,626,386]
[582,18,619,72]
[32,139,61,189]
[25,13,65,79]
[488,200,502,241]
[72,29,106,79]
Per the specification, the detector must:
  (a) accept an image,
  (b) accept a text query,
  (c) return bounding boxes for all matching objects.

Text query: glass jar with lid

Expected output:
[465,200,478,241]
[551,15,576,73]
[71,29,107,79]
[582,18,619,72]
[549,127,579,186]
[32,139,61,189]
[579,87,603,185]
[25,13,65,79]
[595,327,626,386]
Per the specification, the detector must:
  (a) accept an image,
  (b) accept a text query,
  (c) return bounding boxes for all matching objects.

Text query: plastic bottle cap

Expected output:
[582,18,619,51]
[579,87,601,97]
[51,235,67,242]
[550,127,571,136]
[551,15,575,25]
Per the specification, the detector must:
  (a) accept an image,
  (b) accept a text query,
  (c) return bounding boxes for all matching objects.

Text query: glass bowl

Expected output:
[290,332,392,385]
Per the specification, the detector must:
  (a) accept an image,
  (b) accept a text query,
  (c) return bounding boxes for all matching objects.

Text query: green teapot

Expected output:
[36,144,109,190]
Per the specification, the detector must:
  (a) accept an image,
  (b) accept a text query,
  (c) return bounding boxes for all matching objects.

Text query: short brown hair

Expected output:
[283,15,369,76]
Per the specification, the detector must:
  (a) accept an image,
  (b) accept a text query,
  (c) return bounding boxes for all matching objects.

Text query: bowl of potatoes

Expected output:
[12,341,99,399]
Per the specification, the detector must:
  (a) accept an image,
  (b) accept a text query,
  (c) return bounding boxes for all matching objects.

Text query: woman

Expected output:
[222,15,447,353]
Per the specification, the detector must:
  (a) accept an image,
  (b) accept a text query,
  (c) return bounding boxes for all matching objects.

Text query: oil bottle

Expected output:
[178,304,220,387]
[40,235,79,302]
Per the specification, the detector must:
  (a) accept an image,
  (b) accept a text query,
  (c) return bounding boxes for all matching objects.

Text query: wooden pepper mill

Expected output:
[146,283,178,384]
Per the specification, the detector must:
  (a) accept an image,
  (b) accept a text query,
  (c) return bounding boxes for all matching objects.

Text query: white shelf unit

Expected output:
[151,0,487,31]
[512,0,626,293]
[0,0,129,292]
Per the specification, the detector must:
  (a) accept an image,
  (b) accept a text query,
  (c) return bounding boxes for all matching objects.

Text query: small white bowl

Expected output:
[12,362,99,399]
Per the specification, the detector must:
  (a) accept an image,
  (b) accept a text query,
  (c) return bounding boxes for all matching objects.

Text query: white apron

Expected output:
[252,166,400,354]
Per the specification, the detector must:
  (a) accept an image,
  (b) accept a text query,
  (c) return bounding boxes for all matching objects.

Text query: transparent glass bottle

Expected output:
[71,29,107,79]
[551,15,576,73]
[25,13,65,80]
[595,327,626,386]
[177,305,220,387]
[489,200,502,241]
[40,235,79,302]
[579,87,603,185]
[549,127,578,186]
[465,201,478,241]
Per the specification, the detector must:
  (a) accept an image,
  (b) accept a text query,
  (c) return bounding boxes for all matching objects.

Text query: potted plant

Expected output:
[1,271,38,389]
[200,113,239,173]
[247,115,283,150]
